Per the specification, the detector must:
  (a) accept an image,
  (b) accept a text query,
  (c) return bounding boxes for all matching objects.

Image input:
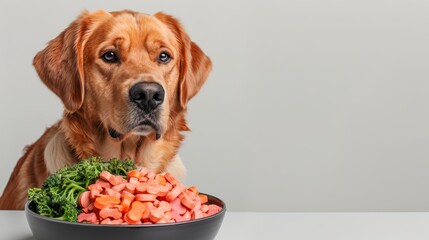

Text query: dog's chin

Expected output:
[108,125,161,141]
[132,125,158,137]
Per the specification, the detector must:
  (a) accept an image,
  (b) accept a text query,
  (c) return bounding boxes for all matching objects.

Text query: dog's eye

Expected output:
[158,52,171,64]
[101,51,120,63]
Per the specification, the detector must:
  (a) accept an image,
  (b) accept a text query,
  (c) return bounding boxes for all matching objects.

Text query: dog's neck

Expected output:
[43,113,187,178]
[97,135,154,169]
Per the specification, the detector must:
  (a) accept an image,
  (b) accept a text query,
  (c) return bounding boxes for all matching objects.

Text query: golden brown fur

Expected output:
[0,10,211,210]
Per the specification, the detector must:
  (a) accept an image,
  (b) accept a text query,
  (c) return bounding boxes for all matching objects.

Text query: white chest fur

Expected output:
[44,132,185,179]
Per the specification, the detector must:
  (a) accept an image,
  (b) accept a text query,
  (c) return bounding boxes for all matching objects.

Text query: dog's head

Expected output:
[33,10,211,140]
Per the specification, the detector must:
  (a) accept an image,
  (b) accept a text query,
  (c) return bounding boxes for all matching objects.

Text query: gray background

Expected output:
[0,0,428,212]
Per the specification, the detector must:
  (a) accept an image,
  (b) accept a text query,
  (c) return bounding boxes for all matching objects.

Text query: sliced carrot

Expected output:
[199,194,208,204]
[87,203,94,211]
[201,204,209,213]
[124,183,136,194]
[164,172,178,186]
[139,176,148,182]
[174,210,191,222]
[129,177,139,185]
[88,184,103,192]
[90,189,101,199]
[157,185,169,197]
[155,174,167,186]
[127,170,142,179]
[136,183,148,194]
[165,183,173,190]
[114,204,124,212]
[187,186,199,195]
[165,184,185,202]
[157,211,173,223]
[127,201,146,222]
[141,202,154,221]
[79,191,91,208]
[191,209,204,220]
[105,188,121,199]
[192,200,202,213]
[147,185,160,195]
[99,207,122,220]
[171,198,187,215]
[180,192,196,210]
[77,212,98,223]
[122,191,135,200]
[100,218,111,224]
[159,201,172,212]
[184,189,197,199]
[146,178,156,186]
[124,212,141,224]
[139,167,149,177]
[207,204,222,215]
[94,195,121,209]
[147,171,156,180]
[120,191,135,213]
[95,179,112,189]
[135,194,157,202]
[150,208,164,222]
[117,175,128,183]
[112,183,126,192]
[108,175,125,186]
[99,171,112,182]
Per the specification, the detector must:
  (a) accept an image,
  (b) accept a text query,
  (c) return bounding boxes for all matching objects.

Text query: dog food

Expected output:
[77,168,222,224]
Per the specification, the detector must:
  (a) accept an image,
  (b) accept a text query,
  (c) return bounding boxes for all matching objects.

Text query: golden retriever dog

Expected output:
[0,10,211,210]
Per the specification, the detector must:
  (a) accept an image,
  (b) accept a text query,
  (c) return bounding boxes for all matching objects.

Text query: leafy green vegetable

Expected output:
[28,157,136,222]
[105,158,137,176]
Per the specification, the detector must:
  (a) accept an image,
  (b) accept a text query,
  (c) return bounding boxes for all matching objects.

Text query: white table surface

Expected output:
[2,211,429,240]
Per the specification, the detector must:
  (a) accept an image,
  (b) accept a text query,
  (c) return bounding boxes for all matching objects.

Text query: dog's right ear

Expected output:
[33,10,111,112]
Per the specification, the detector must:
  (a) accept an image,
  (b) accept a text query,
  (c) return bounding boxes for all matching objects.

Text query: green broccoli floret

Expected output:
[56,204,79,222]
[41,157,105,207]
[28,188,53,217]
[76,157,108,187]
[105,158,136,176]
[28,157,137,222]
[50,196,79,222]
[41,174,61,189]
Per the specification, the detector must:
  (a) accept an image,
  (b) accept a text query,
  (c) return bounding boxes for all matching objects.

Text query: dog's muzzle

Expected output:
[107,82,164,141]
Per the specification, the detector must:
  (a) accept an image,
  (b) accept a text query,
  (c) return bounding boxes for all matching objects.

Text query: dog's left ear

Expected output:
[33,10,111,113]
[155,12,212,109]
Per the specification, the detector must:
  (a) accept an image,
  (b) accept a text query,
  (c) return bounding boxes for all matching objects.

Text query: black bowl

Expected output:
[25,194,226,240]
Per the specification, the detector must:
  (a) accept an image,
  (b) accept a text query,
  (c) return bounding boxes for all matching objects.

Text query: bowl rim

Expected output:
[26,193,226,228]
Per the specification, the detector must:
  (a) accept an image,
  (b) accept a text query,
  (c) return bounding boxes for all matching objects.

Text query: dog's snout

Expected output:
[129,82,165,113]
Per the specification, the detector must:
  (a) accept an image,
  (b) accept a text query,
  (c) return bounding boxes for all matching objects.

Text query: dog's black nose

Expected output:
[129,82,165,113]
